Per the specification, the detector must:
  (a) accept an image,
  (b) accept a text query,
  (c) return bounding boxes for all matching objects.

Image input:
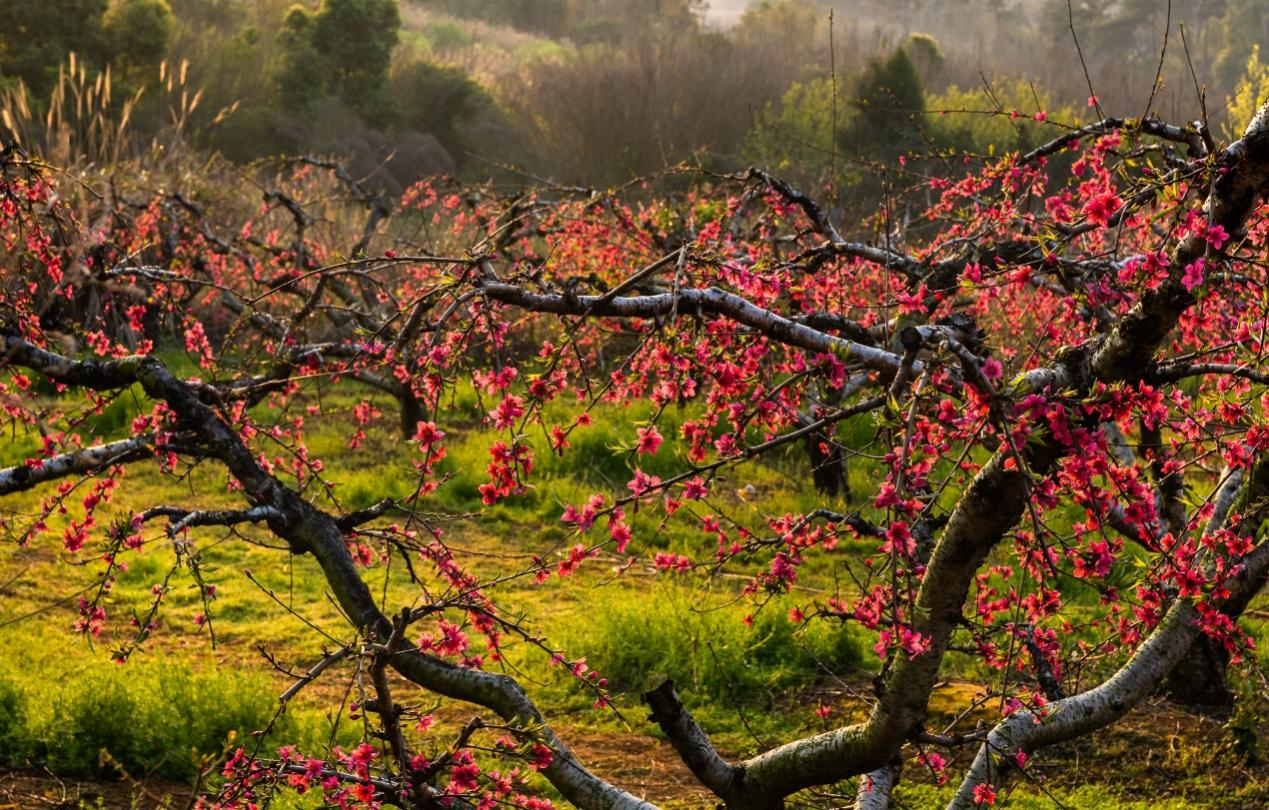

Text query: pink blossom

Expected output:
[635,425,663,454]
[974,783,997,805]
[683,477,709,499]
[1205,223,1229,250]
[981,357,1004,381]
[1181,258,1206,291]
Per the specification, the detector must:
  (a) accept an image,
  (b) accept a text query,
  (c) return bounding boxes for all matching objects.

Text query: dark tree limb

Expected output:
[642,677,742,802]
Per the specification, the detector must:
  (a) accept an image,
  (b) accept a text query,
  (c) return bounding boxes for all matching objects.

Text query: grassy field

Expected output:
[1,353,1268,808]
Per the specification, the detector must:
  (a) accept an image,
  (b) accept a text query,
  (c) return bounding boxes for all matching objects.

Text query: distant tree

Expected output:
[927,78,1078,155]
[504,0,821,185]
[0,0,108,98]
[731,0,825,97]
[568,0,705,43]
[276,4,330,112]
[840,46,925,160]
[743,77,837,183]
[1211,0,1268,99]
[389,59,492,161]
[102,0,175,85]
[904,32,943,86]
[275,0,399,121]
[1225,44,1269,142]
[311,0,400,120]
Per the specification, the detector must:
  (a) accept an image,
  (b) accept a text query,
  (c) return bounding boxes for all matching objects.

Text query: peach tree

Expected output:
[4,97,1269,809]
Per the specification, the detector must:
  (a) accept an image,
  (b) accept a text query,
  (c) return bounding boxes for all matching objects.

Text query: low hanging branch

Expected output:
[0,435,153,495]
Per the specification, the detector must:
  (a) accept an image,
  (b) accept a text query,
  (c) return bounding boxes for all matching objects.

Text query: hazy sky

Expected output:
[704,0,755,27]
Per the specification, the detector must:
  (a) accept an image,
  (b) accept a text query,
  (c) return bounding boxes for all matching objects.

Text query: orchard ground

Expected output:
[1,350,1268,809]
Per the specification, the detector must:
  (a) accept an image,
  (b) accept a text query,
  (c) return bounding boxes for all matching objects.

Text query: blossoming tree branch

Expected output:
[4,96,1269,809]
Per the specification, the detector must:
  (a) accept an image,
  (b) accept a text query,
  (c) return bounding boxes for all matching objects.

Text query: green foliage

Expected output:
[427,0,703,42]
[1211,0,1265,102]
[512,38,570,64]
[0,677,26,762]
[840,46,926,159]
[0,654,288,779]
[747,69,1087,194]
[743,76,837,181]
[422,18,475,51]
[275,0,400,121]
[102,0,174,83]
[1227,673,1265,765]
[570,586,862,702]
[905,32,944,84]
[745,43,931,210]
[164,3,289,159]
[0,0,108,98]
[276,4,331,112]
[895,783,1198,809]
[1225,44,1269,143]
[928,79,1081,155]
[207,103,286,162]
[389,59,493,157]
[311,0,400,120]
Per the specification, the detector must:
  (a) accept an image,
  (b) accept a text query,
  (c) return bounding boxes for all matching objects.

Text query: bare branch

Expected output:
[0,435,152,495]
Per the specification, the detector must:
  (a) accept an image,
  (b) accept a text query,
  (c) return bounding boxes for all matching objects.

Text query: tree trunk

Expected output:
[805,430,849,498]
[1166,635,1231,708]
[399,388,423,438]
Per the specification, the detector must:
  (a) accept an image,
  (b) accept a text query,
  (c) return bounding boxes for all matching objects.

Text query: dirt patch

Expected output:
[0,770,191,809]
[562,729,715,808]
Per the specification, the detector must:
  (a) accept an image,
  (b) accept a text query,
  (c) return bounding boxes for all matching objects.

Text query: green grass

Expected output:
[567,584,862,700]
[895,783,1203,809]
[0,632,324,781]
